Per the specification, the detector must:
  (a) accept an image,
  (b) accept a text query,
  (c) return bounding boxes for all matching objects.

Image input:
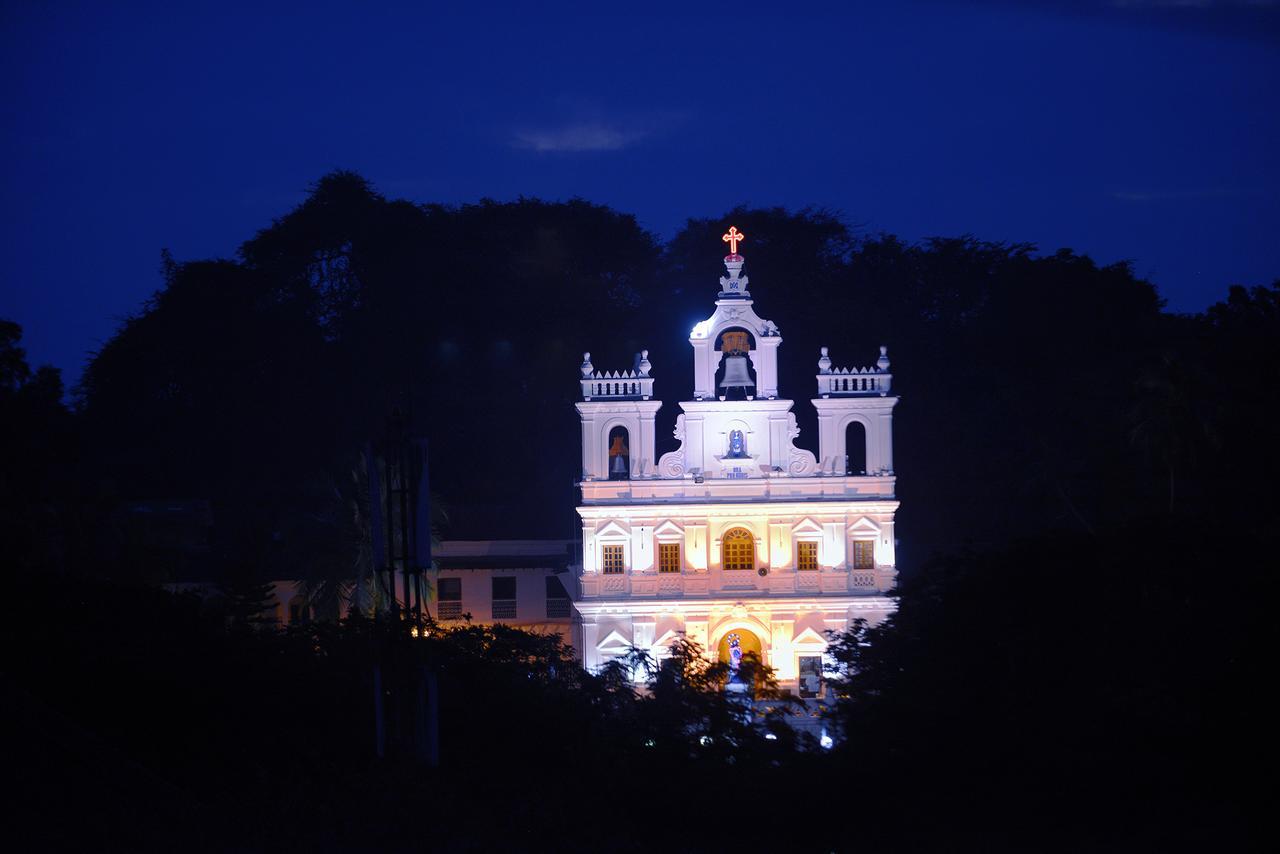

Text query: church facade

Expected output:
[574,229,900,695]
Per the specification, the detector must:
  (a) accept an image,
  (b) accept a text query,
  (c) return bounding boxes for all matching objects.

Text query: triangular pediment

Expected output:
[654,520,684,539]
[597,629,630,651]
[595,521,630,540]
[792,627,829,647]
[791,517,823,535]
[849,517,881,535]
[653,629,683,648]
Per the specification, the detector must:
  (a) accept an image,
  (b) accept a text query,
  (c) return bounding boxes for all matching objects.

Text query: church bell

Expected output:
[718,331,755,391]
[719,355,754,389]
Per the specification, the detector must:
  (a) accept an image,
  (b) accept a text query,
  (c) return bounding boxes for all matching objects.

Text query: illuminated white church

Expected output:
[574,228,899,696]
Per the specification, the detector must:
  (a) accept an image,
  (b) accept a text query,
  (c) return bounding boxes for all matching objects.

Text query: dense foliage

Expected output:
[4,172,1276,849]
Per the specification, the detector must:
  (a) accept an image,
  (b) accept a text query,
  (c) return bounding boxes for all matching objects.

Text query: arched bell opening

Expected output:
[607,425,631,480]
[714,328,756,400]
[845,420,868,475]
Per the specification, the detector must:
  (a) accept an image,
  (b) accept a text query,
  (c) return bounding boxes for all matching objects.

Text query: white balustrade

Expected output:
[815,346,893,397]
[580,372,656,400]
[580,350,655,400]
[850,570,877,590]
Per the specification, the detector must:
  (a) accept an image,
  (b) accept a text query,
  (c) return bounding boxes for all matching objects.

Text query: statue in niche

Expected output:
[608,432,630,479]
[726,429,748,459]
[726,632,743,680]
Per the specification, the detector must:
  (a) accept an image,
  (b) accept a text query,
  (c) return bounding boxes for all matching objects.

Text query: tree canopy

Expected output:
[53,171,1278,586]
[4,171,1276,849]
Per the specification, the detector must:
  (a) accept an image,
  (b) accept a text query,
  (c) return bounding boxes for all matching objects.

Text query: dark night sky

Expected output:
[3,1,1278,384]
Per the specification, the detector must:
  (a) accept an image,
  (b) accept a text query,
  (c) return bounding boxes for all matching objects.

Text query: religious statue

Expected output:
[726,632,743,680]
[609,434,629,479]
[726,429,748,459]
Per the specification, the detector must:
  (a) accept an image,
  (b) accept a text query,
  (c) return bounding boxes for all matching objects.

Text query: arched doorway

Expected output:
[607,425,630,480]
[845,420,867,475]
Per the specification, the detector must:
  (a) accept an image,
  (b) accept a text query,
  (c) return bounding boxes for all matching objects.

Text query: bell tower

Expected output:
[575,349,662,480]
[687,239,782,401]
[812,346,898,476]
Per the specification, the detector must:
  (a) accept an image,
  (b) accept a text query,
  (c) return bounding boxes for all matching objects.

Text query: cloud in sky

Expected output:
[512,122,648,153]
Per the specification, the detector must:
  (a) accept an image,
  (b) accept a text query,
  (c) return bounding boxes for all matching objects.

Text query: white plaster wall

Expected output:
[813,396,899,474]
[577,500,899,599]
[434,568,574,634]
[576,400,663,480]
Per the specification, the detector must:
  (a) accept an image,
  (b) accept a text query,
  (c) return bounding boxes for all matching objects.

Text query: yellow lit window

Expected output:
[659,542,680,573]
[601,544,625,575]
[722,528,754,571]
[797,540,818,571]
[852,540,875,569]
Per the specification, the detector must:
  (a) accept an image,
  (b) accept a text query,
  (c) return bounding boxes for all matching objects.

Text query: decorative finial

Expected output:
[580,352,594,377]
[877,345,890,371]
[818,346,832,374]
[635,349,652,376]
[721,226,745,257]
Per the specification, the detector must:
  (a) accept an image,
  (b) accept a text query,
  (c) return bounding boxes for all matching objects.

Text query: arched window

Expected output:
[846,421,868,475]
[722,527,755,571]
[607,425,630,480]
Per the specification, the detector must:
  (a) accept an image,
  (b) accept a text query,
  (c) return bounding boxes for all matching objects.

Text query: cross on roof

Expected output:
[722,226,745,255]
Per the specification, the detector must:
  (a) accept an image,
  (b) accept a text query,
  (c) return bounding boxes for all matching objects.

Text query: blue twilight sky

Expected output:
[3,1,1278,384]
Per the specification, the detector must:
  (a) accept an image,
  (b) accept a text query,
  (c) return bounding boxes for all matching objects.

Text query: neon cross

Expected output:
[722,226,745,255]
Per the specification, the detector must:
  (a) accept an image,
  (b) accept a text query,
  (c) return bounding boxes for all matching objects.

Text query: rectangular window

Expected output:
[658,543,680,573]
[797,540,819,571]
[601,544,625,574]
[545,575,570,619]
[438,577,462,620]
[798,655,823,699]
[439,578,462,600]
[852,540,875,569]
[492,576,517,620]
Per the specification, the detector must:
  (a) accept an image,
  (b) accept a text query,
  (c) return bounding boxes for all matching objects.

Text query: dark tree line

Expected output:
[5,170,1273,585]
[3,172,1277,849]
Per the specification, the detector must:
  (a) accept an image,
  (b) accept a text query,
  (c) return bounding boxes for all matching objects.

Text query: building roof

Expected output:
[434,539,576,571]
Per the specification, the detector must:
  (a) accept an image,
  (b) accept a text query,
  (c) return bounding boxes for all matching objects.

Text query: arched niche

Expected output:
[607,425,631,480]
[713,327,757,396]
[717,627,763,666]
[845,420,868,475]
